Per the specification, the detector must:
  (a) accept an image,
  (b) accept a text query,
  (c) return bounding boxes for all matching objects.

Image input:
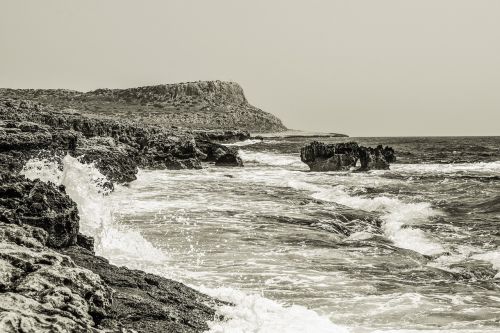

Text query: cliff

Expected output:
[0,81,287,133]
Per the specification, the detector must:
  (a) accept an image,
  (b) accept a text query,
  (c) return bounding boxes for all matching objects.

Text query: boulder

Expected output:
[196,140,243,167]
[300,141,396,172]
[300,141,359,171]
[0,173,79,248]
[215,153,243,167]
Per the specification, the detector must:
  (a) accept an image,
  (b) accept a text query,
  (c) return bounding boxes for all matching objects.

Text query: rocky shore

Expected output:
[0,93,257,332]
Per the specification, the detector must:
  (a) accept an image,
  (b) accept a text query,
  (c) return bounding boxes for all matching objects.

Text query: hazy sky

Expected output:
[1,1,499,136]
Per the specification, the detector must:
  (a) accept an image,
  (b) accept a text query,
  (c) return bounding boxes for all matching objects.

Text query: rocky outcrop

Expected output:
[0,222,113,333]
[0,173,220,332]
[300,141,396,171]
[0,173,79,248]
[61,246,221,333]
[196,140,243,167]
[0,98,247,182]
[0,95,235,332]
[0,81,288,133]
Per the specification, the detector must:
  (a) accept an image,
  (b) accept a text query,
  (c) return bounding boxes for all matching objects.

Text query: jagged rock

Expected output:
[196,140,243,167]
[61,246,221,333]
[0,173,79,248]
[0,98,249,182]
[74,136,138,183]
[300,141,396,171]
[215,153,243,167]
[300,141,359,171]
[0,222,113,332]
[357,145,395,171]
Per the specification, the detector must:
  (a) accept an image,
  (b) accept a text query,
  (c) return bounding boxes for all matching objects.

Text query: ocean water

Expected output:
[22,136,500,333]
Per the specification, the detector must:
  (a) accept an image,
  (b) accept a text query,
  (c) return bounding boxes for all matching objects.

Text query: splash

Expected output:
[472,250,500,278]
[225,139,263,146]
[392,161,500,175]
[239,150,307,169]
[21,155,350,333]
[287,180,444,256]
[199,287,350,333]
[21,155,166,264]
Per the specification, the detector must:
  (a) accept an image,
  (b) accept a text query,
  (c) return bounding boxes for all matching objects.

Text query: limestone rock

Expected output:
[300,141,396,172]
[0,173,79,248]
[0,222,112,333]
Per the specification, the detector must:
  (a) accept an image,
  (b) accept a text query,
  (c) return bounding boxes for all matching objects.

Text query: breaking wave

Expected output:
[21,155,349,333]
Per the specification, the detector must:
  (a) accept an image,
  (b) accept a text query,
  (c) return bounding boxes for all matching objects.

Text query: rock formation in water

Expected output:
[0,81,288,133]
[300,141,396,171]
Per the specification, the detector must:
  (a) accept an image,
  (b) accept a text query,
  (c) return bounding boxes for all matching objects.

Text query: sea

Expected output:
[22,135,500,333]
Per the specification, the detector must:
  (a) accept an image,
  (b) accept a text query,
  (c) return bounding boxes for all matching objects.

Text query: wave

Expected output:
[21,155,349,333]
[471,251,500,279]
[286,181,445,256]
[392,161,500,174]
[21,156,166,264]
[200,287,349,333]
[225,139,263,147]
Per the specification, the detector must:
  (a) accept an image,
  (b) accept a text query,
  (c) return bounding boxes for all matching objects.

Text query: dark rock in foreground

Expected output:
[300,141,396,171]
[0,174,220,332]
[61,246,221,333]
[0,173,79,248]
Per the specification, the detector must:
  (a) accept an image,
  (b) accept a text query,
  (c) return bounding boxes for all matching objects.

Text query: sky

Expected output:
[1,1,499,136]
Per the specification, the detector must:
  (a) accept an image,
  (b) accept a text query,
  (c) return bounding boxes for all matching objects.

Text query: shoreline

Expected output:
[0,96,255,332]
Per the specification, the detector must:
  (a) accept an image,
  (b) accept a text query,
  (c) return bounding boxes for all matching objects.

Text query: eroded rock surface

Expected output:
[0,173,79,248]
[0,98,248,182]
[0,222,112,333]
[61,246,220,333]
[300,141,396,171]
[0,174,220,332]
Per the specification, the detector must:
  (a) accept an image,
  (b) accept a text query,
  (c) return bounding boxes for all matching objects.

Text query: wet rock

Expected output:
[300,141,396,171]
[61,246,222,333]
[0,222,113,332]
[74,136,139,183]
[215,153,243,167]
[300,141,359,171]
[196,140,243,166]
[0,173,79,248]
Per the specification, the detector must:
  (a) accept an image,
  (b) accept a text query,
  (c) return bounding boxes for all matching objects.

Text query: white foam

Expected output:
[21,155,166,264]
[472,250,500,278]
[199,286,350,333]
[21,155,350,333]
[238,150,307,169]
[392,161,500,175]
[225,139,263,147]
[287,181,445,256]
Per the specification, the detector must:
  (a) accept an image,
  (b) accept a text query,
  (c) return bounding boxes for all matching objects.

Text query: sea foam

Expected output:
[21,155,350,333]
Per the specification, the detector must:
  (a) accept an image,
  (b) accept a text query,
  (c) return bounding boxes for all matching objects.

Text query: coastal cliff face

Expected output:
[0,81,287,133]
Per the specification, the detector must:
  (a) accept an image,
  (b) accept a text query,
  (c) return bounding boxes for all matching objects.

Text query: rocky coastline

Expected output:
[0,93,253,332]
